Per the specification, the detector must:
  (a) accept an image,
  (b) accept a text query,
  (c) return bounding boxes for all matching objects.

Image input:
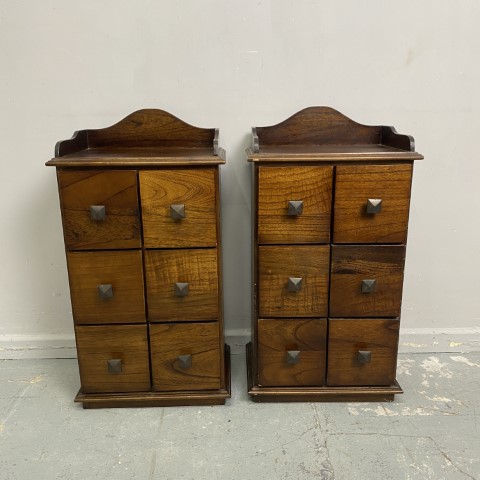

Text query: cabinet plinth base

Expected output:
[246,342,403,403]
[75,345,231,409]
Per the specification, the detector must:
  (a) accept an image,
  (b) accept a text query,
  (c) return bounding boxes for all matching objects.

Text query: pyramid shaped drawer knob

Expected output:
[177,354,192,369]
[170,204,186,219]
[286,350,301,365]
[367,198,382,214]
[90,205,106,221]
[107,359,122,374]
[357,351,372,364]
[97,284,113,300]
[361,279,377,293]
[288,277,303,292]
[288,200,304,216]
[174,282,189,297]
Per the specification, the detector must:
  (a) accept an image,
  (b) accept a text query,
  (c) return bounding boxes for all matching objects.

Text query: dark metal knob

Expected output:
[90,205,106,221]
[357,351,372,364]
[174,282,189,297]
[97,284,113,300]
[286,350,300,365]
[367,199,382,214]
[361,279,377,293]
[177,354,192,369]
[170,204,186,219]
[288,200,304,216]
[107,359,122,374]
[288,277,303,292]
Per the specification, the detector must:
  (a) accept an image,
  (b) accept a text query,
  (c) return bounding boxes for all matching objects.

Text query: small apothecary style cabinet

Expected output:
[246,107,423,402]
[47,109,230,408]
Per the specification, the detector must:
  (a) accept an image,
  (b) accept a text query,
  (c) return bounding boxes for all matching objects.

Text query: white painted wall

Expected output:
[1,0,479,357]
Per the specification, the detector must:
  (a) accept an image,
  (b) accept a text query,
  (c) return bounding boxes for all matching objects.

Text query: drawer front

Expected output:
[258,319,327,386]
[67,250,145,324]
[150,322,221,391]
[333,164,412,243]
[140,168,217,248]
[58,170,141,250]
[258,166,333,244]
[329,245,405,317]
[75,325,150,393]
[145,249,218,321]
[327,319,399,386]
[259,245,330,317]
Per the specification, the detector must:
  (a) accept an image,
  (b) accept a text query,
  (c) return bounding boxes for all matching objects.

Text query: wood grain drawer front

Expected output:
[330,246,405,318]
[259,245,330,317]
[327,319,399,386]
[258,319,327,386]
[145,249,218,321]
[140,169,217,248]
[150,322,221,391]
[67,250,145,325]
[75,325,150,393]
[258,166,333,244]
[58,170,141,250]
[333,164,412,244]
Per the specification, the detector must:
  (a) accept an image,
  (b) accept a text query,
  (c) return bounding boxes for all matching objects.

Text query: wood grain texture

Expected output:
[67,250,145,324]
[259,245,330,317]
[327,319,400,386]
[255,107,381,146]
[75,325,150,394]
[333,164,413,243]
[247,343,402,402]
[145,249,218,321]
[77,344,230,407]
[258,166,332,244]
[54,109,216,155]
[150,323,221,391]
[257,319,327,387]
[47,147,225,167]
[329,245,405,318]
[58,170,140,250]
[247,145,423,162]
[140,168,217,248]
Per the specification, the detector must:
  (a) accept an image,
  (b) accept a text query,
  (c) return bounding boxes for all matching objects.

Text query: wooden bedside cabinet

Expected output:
[47,109,230,408]
[246,107,423,402]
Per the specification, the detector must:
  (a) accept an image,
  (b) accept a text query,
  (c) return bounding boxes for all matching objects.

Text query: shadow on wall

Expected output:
[220,132,253,335]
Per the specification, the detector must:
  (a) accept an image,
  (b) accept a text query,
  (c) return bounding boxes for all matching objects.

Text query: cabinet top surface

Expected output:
[47,147,225,167]
[247,107,423,163]
[46,109,225,167]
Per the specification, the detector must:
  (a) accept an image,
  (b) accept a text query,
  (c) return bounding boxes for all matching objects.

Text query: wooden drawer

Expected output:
[58,170,141,250]
[258,319,327,386]
[329,245,405,318]
[75,325,151,393]
[150,322,221,391]
[258,245,330,317]
[67,250,145,324]
[257,166,333,244]
[333,164,412,243]
[140,168,217,248]
[327,319,399,386]
[145,249,218,321]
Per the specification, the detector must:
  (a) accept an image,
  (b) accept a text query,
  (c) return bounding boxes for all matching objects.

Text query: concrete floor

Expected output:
[0,352,479,480]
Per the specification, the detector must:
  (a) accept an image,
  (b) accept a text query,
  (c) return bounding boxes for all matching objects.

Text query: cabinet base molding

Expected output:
[76,345,231,409]
[246,342,402,403]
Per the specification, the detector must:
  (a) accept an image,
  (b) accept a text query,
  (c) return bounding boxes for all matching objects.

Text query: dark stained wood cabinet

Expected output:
[47,109,230,408]
[246,107,423,402]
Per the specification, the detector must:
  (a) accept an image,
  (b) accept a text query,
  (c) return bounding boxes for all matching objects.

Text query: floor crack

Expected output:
[311,403,336,480]
[428,436,477,480]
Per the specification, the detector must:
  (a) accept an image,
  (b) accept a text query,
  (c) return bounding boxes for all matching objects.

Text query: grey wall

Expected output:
[1,0,479,353]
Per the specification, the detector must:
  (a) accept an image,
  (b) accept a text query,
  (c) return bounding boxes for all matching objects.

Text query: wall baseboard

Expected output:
[0,335,77,360]
[1,328,479,360]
